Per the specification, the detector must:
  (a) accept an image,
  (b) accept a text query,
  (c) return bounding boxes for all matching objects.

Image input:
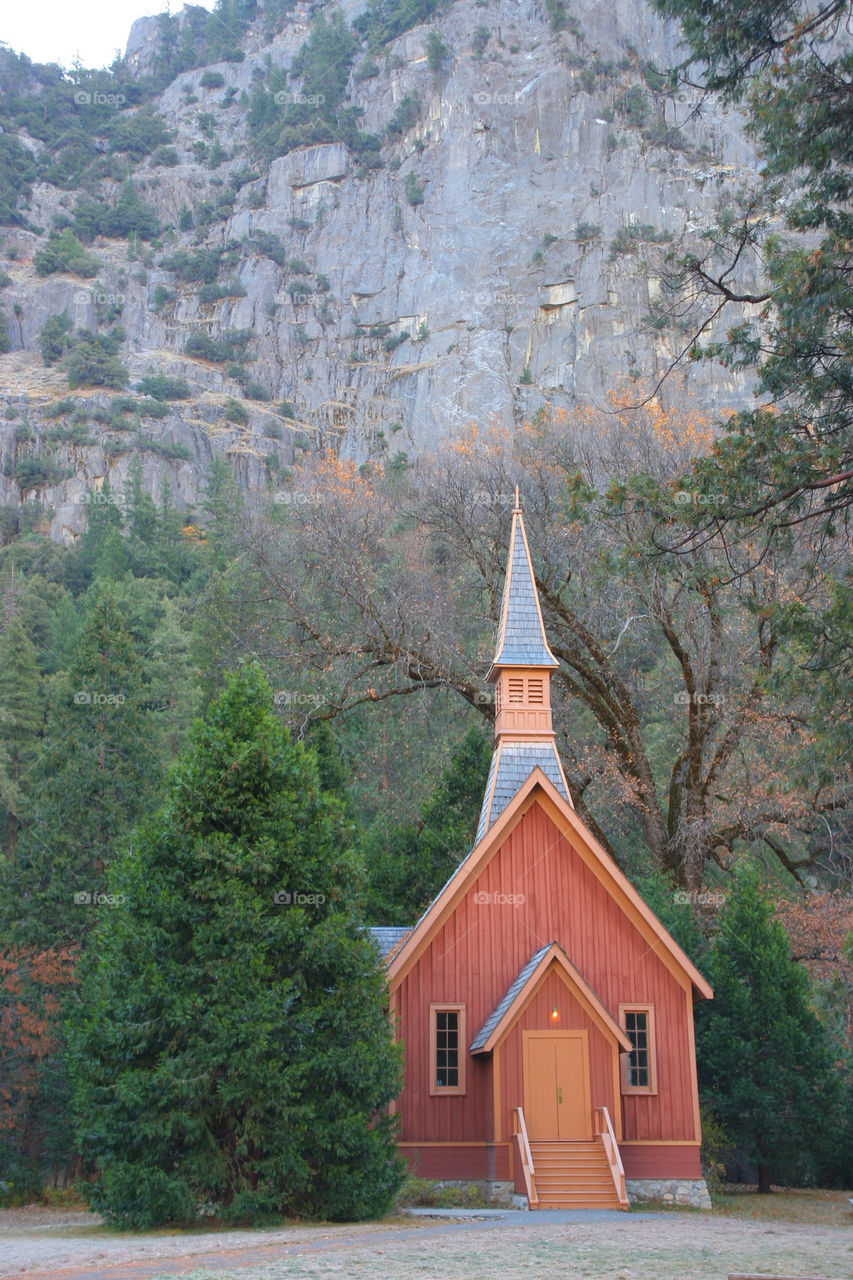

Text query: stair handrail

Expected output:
[512,1106,538,1208]
[595,1105,628,1208]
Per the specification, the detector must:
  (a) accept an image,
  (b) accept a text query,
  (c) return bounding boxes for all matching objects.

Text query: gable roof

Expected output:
[368,926,412,960]
[387,768,713,1001]
[489,508,559,672]
[476,738,572,844]
[470,942,633,1054]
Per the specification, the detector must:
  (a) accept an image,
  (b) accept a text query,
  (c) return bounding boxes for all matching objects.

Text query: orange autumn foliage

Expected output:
[0,946,77,1136]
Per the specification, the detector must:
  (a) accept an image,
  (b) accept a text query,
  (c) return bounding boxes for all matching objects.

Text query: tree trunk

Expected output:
[757,1163,772,1193]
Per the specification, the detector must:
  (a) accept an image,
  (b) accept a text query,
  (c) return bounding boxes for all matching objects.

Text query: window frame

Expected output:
[429,1003,467,1096]
[618,1003,658,1095]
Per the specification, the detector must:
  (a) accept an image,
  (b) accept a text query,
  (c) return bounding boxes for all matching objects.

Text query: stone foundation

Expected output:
[626,1177,712,1209]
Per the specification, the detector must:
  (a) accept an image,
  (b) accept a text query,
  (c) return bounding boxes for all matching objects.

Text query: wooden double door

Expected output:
[523,1030,592,1140]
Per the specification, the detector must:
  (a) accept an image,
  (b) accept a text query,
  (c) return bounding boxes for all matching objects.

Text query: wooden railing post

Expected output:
[512,1106,538,1209]
[596,1106,628,1209]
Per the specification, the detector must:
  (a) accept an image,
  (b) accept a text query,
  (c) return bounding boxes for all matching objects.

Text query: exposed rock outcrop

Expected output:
[0,0,760,540]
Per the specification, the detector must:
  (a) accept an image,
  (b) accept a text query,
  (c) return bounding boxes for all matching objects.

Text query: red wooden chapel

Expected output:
[371,500,713,1209]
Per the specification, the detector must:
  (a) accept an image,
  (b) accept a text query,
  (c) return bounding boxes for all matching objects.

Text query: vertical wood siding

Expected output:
[395,802,697,1144]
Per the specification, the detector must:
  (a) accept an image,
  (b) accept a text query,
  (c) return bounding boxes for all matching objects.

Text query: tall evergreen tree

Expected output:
[124,455,159,574]
[67,666,402,1228]
[3,593,159,947]
[360,725,492,924]
[77,479,123,585]
[696,867,846,1192]
[0,617,43,861]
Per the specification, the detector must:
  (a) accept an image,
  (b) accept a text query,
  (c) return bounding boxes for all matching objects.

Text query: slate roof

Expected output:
[492,511,559,670]
[476,741,570,844]
[368,926,412,959]
[469,943,553,1051]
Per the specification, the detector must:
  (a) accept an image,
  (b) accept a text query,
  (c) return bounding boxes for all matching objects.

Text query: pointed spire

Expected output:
[489,506,559,675]
[476,501,572,843]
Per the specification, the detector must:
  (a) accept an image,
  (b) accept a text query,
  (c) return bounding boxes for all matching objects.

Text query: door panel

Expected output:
[554,1035,589,1138]
[524,1032,591,1140]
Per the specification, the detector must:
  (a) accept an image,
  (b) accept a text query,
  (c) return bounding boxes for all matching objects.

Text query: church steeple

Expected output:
[476,499,572,843]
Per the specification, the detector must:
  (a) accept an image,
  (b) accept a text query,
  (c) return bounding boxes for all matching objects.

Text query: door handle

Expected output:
[557,1086,562,1104]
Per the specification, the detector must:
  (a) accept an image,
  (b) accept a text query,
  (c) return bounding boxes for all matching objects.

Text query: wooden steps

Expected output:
[529,1139,623,1209]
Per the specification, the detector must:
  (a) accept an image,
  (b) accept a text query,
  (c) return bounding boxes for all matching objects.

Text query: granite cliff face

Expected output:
[0,0,760,541]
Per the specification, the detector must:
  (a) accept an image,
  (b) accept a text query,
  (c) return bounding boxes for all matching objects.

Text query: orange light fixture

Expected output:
[550,1007,559,1022]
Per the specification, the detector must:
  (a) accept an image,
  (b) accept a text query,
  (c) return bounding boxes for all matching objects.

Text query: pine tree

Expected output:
[697,867,845,1192]
[0,617,43,861]
[78,479,123,585]
[146,597,201,761]
[361,725,492,923]
[124,455,159,574]
[66,666,402,1228]
[649,0,853,533]
[156,475,192,583]
[3,593,159,948]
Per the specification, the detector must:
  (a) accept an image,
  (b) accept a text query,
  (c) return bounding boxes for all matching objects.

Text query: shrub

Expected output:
[243,381,271,401]
[109,108,172,158]
[44,421,96,445]
[64,340,130,390]
[198,280,247,303]
[137,398,170,419]
[404,171,425,206]
[160,247,223,284]
[426,29,449,71]
[53,326,129,390]
[43,398,76,419]
[608,224,672,258]
[223,397,249,424]
[136,374,192,401]
[39,312,74,366]
[383,331,409,352]
[356,56,380,80]
[385,94,422,139]
[152,285,176,311]
[246,232,286,266]
[614,85,649,127]
[643,120,691,151]
[573,221,600,242]
[151,145,180,167]
[14,454,63,489]
[34,230,99,279]
[544,0,570,31]
[279,400,295,419]
[472,26,490,56]
[184,329,252,363]
[200,70,226,89]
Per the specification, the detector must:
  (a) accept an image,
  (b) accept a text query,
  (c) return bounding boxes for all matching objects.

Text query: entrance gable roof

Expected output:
[470,941,633,1055]
[386,767,713,1001]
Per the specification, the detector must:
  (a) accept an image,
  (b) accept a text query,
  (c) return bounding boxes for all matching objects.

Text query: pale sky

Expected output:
[2,0,216,71]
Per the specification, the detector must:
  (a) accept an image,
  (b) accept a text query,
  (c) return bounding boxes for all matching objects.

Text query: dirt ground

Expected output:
[1,1197,852,1280]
